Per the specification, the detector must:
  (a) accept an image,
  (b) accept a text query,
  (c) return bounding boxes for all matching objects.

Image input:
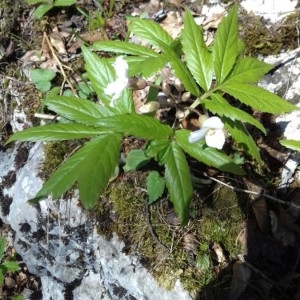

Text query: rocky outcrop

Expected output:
[0,142,192,299]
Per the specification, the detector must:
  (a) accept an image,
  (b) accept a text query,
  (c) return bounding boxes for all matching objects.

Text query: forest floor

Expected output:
[1,0,300,299]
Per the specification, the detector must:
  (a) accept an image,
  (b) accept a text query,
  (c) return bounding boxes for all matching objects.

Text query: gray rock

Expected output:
[0,142,192,300]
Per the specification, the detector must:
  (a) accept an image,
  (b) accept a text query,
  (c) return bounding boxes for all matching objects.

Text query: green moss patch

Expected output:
[92,172,248,295]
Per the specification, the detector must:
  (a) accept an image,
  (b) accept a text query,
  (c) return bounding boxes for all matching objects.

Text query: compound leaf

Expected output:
[93,114,173,139]
[129,18,174,47]
[146,171,165,204]
[127,55,167,77]
[226,57,272,84]
[213,4,238,84]
[6,123,104,144]
[33,4,52,19]
[182,8,213,91]
[123,149,150,172]
[0,238,6,261]
[26,0,46,3]
[92,41,159,57]
[203,93,266,134]
[280,139,300,151]
[144,138,170,159]
[33,134,121,208]
[54,0,76,6]
[224,118,261,162]
[1,261,20,272]
[160,142,193,225]
[82,46,134,114]
[176,129,245,175]
[158,44,200,96]
[221,82,298,114]
[77,135,122,208]
[45,96,113,124]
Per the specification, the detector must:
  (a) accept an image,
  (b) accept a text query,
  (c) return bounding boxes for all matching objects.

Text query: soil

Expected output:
[1,1,300,299]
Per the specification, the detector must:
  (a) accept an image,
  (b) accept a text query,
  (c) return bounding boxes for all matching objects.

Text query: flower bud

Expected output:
[176,109,185,120]
[127,77,147,90]
[174,78,184,92]
[138,101,160,114]
[181,91,191,102]
[162,81,171,96]
[167,98,175,106]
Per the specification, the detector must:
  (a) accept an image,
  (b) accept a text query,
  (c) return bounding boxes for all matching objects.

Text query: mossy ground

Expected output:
[239,6,300,56]
[92,171,248,295]
[19,1,300,298]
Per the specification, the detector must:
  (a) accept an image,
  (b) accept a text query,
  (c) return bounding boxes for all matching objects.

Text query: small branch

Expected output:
[144,198,170,252]
[34,113,60,120]
[43,32,78,96]
[202,172,300,209]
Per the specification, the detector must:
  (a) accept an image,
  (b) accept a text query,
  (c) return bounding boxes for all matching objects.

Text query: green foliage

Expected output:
[7,4,299,225]
[32,134,122,208]
[182,8,213,91]
[26,0,76,19]
[213,4,238,84]
[0,237,21,286]
[160,142,193,225]
[123,149,150,172]
[146,171,165,204]
[280,139,300,151]
[30,69,56,92]
[176,130,245,175]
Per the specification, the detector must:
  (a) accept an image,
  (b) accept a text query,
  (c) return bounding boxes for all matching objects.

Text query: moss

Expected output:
[41,141,82,179]
[93,172,248,294]
[238,10,281,56]
[278,12,300,51]
[21,85,43,126]
[238,7,300,56]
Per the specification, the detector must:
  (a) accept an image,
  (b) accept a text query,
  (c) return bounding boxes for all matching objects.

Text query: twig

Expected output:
[43,32,78,96]
[238,254,275,285]
[144,198,170,252]
[34,113,61,120]
[202,172,300,209]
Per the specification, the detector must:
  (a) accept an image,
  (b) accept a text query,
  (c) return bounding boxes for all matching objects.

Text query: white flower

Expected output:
[188,116,226,150]
[104,56,128,106]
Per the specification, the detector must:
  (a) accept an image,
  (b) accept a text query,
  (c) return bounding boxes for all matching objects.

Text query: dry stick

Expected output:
[34,113,61,120]
[144,198,170,252]
[43,32,78,96]
[238,254,275,285]
[202,172,300,209]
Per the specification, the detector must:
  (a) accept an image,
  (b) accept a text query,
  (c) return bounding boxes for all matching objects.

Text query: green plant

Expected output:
[0,237,21,286]
[26,0,76,19]
[30,69,56,92]
[280,139,300,151]
[7,5,298,225]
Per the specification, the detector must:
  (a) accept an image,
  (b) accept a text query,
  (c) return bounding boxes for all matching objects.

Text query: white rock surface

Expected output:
[0,142,192,300]
[241,0,298,22]
[259,50,300,190]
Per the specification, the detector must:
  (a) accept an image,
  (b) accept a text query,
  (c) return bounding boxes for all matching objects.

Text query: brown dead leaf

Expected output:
[270,207,300,247]
[252,198,270,233]
[212,242,226,264]
[230,261,252,300]
[49,31,67,55]
[5,277,17,289]
[202,13,224,30]
[67,31,107,53]
[20,50,44,63]
[161,11,183,39]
